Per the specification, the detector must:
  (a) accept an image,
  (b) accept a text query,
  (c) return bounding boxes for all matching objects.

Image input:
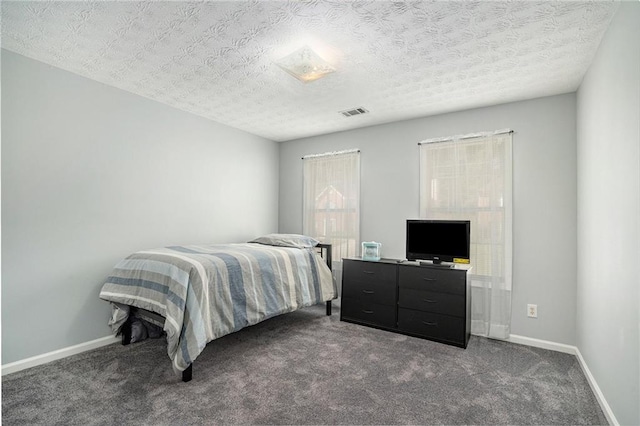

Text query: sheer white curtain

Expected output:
[419,131,513,339]
[303,150,360,263]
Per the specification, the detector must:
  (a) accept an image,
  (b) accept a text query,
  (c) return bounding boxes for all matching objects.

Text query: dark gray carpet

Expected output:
[2,302,607,425]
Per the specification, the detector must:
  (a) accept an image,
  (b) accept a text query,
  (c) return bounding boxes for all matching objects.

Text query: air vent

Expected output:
[339,107,369,117]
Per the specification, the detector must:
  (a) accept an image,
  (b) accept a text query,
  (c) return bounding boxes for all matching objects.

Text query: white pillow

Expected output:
[249,233,319,249]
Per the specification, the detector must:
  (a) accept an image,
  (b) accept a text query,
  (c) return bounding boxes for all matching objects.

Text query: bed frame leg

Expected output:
[182,364,193,382]
[326,300,332,316]
[120,316,133,346]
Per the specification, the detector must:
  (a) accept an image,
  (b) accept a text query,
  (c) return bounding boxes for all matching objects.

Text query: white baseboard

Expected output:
[574,348,619,426]
[502,334,617,426]
[504,333,577,354]
[1,335,119,376]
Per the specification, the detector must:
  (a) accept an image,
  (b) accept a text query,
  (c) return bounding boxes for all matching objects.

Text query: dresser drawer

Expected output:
[342,279,396,306]
[398,266,466,295]
[343,259,397,284]
[341,297,396,329]
[398,288,465,317]
[397,308,464,345]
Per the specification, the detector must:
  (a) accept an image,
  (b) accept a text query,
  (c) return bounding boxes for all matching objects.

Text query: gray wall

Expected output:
[576,3,640,425]
[1,50,280,364]
[279,93,578,345]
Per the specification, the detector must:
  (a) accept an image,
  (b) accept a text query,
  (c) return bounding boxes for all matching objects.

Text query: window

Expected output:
[419,131,512,338]
[303,150,360,263]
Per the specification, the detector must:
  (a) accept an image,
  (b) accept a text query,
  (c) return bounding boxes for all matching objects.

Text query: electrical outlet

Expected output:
[527,304,538,318]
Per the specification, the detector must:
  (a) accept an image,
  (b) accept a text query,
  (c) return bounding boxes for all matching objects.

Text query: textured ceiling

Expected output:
[1,1,618,142]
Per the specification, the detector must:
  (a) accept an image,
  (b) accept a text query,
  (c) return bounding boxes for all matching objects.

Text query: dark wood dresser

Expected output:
[341,257,471,348]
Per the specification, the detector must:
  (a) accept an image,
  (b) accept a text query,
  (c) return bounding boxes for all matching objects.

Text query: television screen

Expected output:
[406,219,470,264]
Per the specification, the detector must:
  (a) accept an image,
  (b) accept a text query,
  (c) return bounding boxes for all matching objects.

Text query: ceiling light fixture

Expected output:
[275,45,335,83]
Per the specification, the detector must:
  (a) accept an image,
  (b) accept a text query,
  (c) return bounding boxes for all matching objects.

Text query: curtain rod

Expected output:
[418,129,513,145]
[302,148,360,160]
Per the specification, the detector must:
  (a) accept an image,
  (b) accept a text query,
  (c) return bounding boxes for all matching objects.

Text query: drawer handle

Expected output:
[362,310,374,314]
[422,321,438,326]
[422,278,436,282]
[362,290,375,294]
[362,270,375,274]
[422,299,436,303]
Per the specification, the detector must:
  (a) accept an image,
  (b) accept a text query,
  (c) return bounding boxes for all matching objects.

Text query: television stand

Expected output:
[419,261,453,268]
[341,258,471,348]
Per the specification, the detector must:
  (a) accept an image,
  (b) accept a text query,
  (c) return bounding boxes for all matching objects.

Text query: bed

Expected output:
[99,234,337,382]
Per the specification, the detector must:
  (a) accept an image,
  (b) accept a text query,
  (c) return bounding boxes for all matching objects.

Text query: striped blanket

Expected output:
[99,243,336,374]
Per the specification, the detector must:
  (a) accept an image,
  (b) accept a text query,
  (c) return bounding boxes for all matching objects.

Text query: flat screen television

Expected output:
[406,219,471,265]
